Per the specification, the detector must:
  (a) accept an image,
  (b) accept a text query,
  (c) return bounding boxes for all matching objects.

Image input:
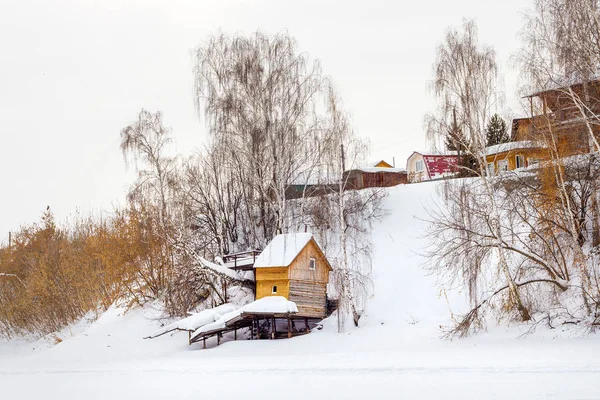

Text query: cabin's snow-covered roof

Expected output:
[485,141,542,156]
[253,233,314,268]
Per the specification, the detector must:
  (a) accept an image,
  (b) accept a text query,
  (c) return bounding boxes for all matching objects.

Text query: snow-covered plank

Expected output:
[199,257,249,280]
[145,303,238,339]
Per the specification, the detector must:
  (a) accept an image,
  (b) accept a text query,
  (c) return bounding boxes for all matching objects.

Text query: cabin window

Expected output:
[309,257,316,270]
[515,155,525,169]
[486,162,495,176]
[272,285,277,294]
[498,159,508,172]
[415,160,424,172]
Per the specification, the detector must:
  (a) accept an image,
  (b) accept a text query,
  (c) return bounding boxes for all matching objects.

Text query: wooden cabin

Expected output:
[485,141,549,174]
[253,233,332,318]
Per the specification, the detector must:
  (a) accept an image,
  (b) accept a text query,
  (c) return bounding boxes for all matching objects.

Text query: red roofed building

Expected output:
[406,151,459,183]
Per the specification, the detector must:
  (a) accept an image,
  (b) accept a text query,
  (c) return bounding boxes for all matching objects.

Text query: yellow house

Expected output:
[485,141,549,175]
[253,233,332,318]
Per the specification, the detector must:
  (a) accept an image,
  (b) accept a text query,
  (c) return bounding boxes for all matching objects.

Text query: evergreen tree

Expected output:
[445,121,469,153]
[486,114,509,146]
[444,110,478,177]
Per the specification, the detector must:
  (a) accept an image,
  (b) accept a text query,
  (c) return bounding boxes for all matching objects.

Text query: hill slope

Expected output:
[1,182,600,399]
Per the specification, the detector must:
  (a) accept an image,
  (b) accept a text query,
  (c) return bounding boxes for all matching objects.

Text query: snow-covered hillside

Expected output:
[1,182,600,399]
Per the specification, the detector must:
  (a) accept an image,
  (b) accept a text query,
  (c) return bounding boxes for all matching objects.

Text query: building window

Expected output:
[487,162,495,176]
[498,159,509,172]
[515,155,525,169]
[272,285,277,294]
[415,160,424,172]
[309,257,316,270]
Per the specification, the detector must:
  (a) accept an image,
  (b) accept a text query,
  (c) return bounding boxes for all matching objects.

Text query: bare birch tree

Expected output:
[193,32,338,247]
[426,20,531,335]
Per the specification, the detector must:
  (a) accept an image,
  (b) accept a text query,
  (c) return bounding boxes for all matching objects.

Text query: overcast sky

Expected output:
[0,0,531,237]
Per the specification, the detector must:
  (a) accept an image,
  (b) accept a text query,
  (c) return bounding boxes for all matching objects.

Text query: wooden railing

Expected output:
[222,250,262,270]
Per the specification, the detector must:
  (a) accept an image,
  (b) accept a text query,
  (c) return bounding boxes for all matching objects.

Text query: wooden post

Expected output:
[287,318,292,338]
[234,327,237,341]
[256,318,260,340]
[217,333,221,346]
[203,337,206,349]
[188,331,191,345]
[271,317,275,339]
[305,317,309,333]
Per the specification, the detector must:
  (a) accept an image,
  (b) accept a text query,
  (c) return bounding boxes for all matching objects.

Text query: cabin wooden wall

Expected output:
[255,267,290,299]
[289,281,327,317]
[288,240,330,317]
[289,241,329,282]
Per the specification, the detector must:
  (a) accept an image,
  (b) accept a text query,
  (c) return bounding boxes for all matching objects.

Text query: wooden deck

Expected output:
[223,250,261,271]
[189,311,323,348]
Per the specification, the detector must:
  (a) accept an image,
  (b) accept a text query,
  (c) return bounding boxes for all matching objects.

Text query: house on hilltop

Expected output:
[482,78,600,174]
[254,233,332,318]
[343,160,407,189]
[521,79,600,157]
[406,151,459,183]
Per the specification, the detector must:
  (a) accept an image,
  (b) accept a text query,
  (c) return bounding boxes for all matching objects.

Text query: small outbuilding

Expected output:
[343,160,407,189]
[253,233,332,318]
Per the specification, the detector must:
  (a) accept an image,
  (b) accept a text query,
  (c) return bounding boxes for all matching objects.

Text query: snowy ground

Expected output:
[2,182,600,399]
